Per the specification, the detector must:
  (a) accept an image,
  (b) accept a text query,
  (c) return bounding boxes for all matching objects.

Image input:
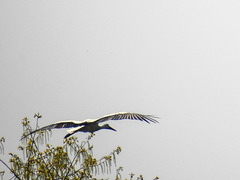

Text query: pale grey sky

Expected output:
[1,0,240,179]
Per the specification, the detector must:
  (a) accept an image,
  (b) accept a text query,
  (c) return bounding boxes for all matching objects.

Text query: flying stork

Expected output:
[21,112,159,139]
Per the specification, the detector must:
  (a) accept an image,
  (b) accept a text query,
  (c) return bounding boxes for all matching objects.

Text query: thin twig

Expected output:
[0,159,21,180]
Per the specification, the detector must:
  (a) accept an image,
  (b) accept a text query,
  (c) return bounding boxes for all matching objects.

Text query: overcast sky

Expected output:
[1,0,240,179]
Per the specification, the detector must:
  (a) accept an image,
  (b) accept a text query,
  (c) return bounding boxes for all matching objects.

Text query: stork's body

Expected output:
[21,112,159,139]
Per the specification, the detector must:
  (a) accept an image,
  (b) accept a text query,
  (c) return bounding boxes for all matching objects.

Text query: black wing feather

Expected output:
[96,112,159,124]
[21,121,86,140]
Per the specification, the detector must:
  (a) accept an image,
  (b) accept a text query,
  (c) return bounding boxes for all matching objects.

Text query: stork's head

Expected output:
[102,124,117,131]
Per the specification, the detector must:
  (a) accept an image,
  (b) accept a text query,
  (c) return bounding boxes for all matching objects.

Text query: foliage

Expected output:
[0,113,159,180]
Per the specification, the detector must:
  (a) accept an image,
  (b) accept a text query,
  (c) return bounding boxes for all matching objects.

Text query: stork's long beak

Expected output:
[109,126,117,131]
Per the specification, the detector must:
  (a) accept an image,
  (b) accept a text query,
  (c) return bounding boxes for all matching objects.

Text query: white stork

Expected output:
[21,112,159,139]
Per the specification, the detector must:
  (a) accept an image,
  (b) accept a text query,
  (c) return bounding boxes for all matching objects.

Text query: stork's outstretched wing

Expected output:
[21,120,86,140]
[95,112,159,124]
